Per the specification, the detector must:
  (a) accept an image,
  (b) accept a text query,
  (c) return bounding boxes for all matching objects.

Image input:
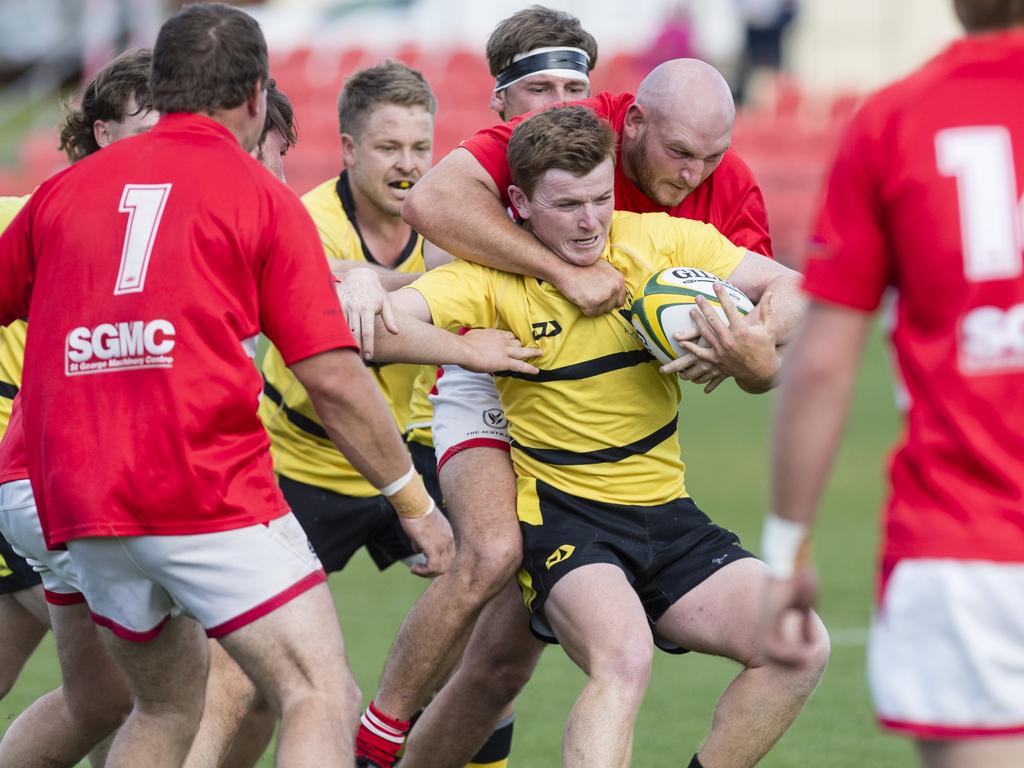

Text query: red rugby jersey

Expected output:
[0,393,26,486]
[0,114,356,546]
[461,92,773,257]
[804,30,1024,563]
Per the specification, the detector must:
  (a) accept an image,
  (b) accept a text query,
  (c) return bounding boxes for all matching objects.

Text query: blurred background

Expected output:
[0,0,961,266]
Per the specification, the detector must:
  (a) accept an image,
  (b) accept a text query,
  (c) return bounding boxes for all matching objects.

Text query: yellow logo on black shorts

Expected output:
[546,544,575,569]
[0,554,12,578]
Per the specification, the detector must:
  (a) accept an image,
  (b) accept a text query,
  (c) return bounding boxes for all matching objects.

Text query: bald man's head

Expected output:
[621,59,735,206]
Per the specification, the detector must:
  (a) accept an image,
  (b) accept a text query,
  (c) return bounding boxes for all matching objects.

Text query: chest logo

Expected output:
[531,320,562,340]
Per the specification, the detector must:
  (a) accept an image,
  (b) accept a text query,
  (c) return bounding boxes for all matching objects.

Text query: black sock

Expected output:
[688,755,705,768]
[469,714,515,765]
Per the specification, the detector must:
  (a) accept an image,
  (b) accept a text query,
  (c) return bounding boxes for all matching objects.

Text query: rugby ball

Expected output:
[630,267,754,365]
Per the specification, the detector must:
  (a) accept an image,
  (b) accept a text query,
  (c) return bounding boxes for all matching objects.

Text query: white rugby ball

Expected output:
[630,267,754,365]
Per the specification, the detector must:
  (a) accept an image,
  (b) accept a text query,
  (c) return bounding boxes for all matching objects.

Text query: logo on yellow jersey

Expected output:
[545,544,575,569]
[531,320,562,340]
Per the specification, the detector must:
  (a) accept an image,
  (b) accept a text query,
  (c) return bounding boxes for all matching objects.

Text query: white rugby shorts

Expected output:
[430,365,510,472]
[0,478,83,604]
[67,512,325,642]
[869,557,1024,739]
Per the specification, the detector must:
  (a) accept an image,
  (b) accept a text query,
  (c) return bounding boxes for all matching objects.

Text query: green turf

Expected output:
[0,321,914,766]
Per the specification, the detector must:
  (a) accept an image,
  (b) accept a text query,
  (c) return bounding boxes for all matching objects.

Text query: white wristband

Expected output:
[761,515,810,579]
[378,465,415,497]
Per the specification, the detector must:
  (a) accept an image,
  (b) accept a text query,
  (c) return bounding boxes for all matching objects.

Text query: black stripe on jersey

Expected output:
[262,378,330,440]
[497,349,652,383]
[0,381,17,400]
[336,170,419,269]
[511,416,677,466]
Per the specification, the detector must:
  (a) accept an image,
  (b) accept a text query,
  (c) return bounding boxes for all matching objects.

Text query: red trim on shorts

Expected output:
[429,365,442,397]
[90,611,171,642]
[436,437,511,474]
[205,568,327,639]
[44,589,86,606]
[880,717,1024,739]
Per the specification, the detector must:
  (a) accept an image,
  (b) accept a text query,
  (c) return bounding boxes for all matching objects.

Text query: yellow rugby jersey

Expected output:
[405,366,437,448]
[0,196,29,438]
[259,172,432,496]
[409,210,746,514]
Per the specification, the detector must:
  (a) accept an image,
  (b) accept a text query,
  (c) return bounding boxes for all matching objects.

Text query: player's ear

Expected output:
[508,185,529,219]
[340,132,357,166]
[622,102,646,140]
[93,120,113,149]
[246,77,265,118]
[489,89,506,118]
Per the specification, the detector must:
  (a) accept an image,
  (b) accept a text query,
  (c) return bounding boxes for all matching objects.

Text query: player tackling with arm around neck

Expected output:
[760,2,1024,767]
[380,105,828,768]
[353,8,788,765]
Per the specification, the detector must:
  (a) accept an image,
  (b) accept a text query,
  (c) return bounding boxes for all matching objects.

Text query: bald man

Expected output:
[353,59,793,768]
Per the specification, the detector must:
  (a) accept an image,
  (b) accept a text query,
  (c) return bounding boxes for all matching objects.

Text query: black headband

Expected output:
[494,48,590,91]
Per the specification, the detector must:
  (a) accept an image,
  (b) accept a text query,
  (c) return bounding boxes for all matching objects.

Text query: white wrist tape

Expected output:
[761,515,810,579]
[378,465,416,497]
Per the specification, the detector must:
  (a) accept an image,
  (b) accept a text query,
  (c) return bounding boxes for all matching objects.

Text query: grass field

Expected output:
[0,322,914,766]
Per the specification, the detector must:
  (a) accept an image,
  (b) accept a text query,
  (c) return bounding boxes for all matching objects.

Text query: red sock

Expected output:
[356,700,410,767]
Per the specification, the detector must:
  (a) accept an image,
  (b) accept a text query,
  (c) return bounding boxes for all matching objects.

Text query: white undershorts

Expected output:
[869,557,1024,739]
[67,512,325,642]
[430,365,511,472]
[0,478,83,604]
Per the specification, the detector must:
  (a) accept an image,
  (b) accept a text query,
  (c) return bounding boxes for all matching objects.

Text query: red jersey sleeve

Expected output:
[258,190,358,365]
[803,107,892,312]
[461,94,618,208]
[0,201,34,326]
[710,151,773,257]
[461,122,516,205]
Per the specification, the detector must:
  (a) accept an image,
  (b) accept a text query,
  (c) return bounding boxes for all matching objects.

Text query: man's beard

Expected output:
[624,130,689,208]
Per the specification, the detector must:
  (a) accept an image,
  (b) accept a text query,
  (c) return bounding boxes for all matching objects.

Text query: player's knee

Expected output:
[65,682,131,735]
[277,663,361,720]
[803,614,831,681]
[0,670,17,700]
[453,536,522,595]
[589,638,654,693]
[485,652,536,704]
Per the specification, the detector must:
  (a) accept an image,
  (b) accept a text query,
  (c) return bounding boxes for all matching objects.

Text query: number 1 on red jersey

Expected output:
[115,184,172,295]
[935,127,1023,282]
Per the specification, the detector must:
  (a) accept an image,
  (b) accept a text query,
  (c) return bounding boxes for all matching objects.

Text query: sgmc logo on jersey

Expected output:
[959,303,1024,374]
[65,319,176,376]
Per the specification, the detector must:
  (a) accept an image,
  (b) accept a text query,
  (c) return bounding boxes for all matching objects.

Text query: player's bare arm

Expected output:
[336,242,453,354]
[370,306,540,375]
[331,257,420,287]
[759,301,871,666]
[369,286,540,374]
[290,348,455,576]
[667,251,805,393]
[402,148,626,315]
